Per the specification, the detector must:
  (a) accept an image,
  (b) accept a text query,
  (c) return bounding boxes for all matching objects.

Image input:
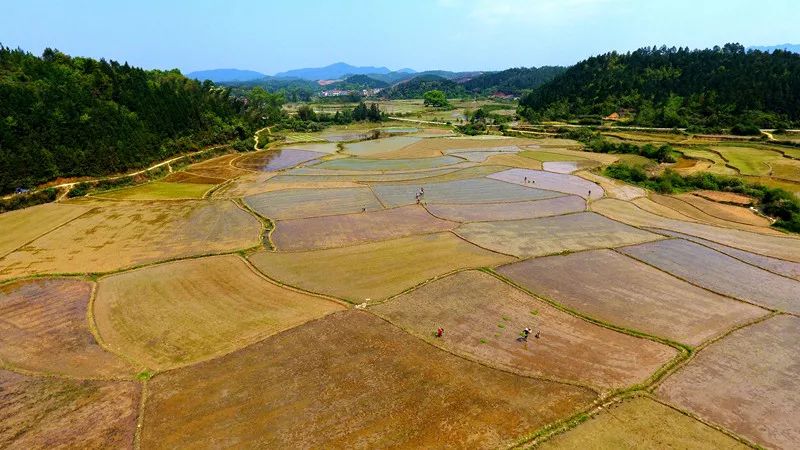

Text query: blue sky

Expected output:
[3,0,799,74]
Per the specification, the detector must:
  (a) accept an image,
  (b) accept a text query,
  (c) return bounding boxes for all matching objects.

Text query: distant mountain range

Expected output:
[189,62,418,83]
[274,62,416,80]
[186,68,267,83]
[748,43,800,54]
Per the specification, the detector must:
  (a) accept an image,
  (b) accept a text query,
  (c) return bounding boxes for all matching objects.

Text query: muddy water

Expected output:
[543,160,599,173]
[238,149,325,172]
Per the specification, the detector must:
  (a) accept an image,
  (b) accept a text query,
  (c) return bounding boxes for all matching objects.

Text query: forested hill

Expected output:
[463,66,566,95]
[519,44,800,129]
[380,74,466,99]
[0,47,251,194]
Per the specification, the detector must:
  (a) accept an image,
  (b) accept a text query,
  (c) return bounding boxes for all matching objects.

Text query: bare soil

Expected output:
[372,271,676,390]
[141,311,596,449]
[0,369,140,449]
[658,315,800,449]
[497,250,766,346]
[272,205,457,251]
[0,279,134,378]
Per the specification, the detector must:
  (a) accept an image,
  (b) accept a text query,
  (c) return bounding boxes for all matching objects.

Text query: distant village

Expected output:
[319,87,384,98]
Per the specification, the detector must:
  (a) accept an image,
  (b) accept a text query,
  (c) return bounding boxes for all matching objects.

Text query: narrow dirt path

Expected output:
[2,143,230,201]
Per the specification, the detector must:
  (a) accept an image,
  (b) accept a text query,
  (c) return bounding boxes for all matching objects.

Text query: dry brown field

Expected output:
[141,311,596,448]
[650,229,800,280]
[272,205,456,251]
[592,198,800,262]
[488,168,604,199]
[249,233,513,302]
[94,255,343,369]
[0,203,91,257]
[456,212,661,258]
[0,279,134,378]
[658,315,800,449]
[539,396,749,449]
[0,200,260,279]
[372,271,676,390]
[0,369,140,449]
[426,196,586,223]
[244,186,383,220]
[620,239,800,313]
[497,250,766,345]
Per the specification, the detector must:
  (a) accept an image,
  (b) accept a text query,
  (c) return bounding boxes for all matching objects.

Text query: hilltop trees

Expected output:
[519,44,800,129]
[0,46,256,194]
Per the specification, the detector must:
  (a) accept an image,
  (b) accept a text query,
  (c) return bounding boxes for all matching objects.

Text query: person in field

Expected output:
[436,327,444,338]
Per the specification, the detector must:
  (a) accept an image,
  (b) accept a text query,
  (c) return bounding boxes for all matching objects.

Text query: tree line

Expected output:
[0,46,256,194]
[519,44,800,130]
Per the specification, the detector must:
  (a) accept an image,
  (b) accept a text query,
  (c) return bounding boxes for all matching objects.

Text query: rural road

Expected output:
[2,143,230,200]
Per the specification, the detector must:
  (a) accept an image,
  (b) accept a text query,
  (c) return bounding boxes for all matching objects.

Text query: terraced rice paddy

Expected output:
[234,148,325,172]
[710,145,783,176]
[498,250,766,345]
[373,178,561,207]
[542,160,600,173]
[181,153,250,180]
[457,212,661,258]
[95,255,343,369]
[426,196,586,222]
[649,193,774,230]
[342,136,421,156]
[676,148,737,175]
[272,205,456,251]
[372,271,676,389]
[249,233,513,301]
[0,279,134,378]
[488,168,604,199]
[244,186,383,219]
[163,171,225,184]
[620,239,800,313]
[312,155,463,171]
[540,396,749,449]
[141,311,596,449]
[658,315,800,449]
[578,171,646,200]
[4,130,800,448]
[520,150,589,162]
[0,202,91,256]
[592,198,800,262]
[0,370,140,449]
[650,229,800,280]
[0,200,260,279]
[95,181,214,200]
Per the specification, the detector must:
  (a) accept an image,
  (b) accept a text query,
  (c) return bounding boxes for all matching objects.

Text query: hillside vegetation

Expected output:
[520,44,800,129]
[0,47,253,194]
[463,66,566,95]
[380,74,466,99]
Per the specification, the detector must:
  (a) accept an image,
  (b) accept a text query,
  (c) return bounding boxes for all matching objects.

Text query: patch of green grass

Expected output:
[520,150,588,162]
[497,323,505,329]
[710,145,782,176]
[136,369,154,381]
[96,182,214,200]
[479,338,487,344]
[530,309,539,316]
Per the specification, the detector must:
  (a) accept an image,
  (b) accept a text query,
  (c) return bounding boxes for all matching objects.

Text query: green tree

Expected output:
[352,102,368,121]
[296,104,317,121]
[423,90,449,107]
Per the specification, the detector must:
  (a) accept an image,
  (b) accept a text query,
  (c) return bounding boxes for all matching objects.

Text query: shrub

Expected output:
[730,123,762,136]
